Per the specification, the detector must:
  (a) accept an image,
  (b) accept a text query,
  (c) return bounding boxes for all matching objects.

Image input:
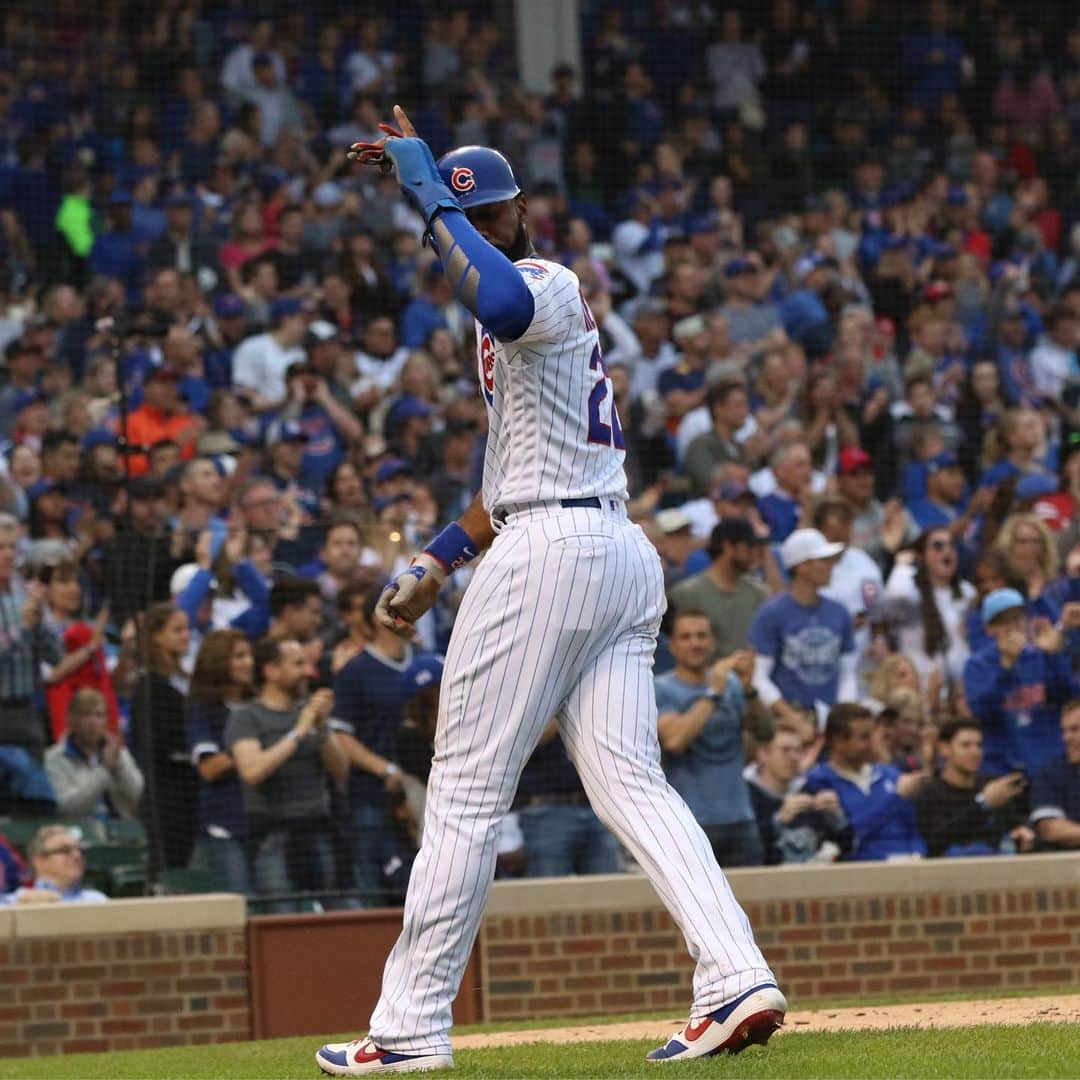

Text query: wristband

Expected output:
[287,728,303,744]
[424,522,480,575]
[383,763,400,778]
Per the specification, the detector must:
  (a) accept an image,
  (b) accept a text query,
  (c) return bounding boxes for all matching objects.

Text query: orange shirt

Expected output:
[121,406,198,475]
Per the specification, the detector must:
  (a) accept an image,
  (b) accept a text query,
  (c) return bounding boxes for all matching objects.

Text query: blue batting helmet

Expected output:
[437,146,521,210]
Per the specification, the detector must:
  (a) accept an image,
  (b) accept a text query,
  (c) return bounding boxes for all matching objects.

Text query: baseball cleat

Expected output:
[316,1037,454,1075]
[646,983,786,1062]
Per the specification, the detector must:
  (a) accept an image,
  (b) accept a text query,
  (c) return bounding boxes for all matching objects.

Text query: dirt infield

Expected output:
[454,995,1080,1050]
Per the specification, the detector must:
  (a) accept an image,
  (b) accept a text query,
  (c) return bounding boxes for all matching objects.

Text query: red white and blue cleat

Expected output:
[646,983,787,1062]
[316,1036,454,1075]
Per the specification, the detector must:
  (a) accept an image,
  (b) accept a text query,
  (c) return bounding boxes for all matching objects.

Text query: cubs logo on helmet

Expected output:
[450,167,476,193]
[438,146,521,210]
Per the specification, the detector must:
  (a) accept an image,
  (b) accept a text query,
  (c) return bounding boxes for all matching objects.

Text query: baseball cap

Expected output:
[198,431,243,456]
[945,185,969,207]
[373,492,411,514]
[400,653,444,703]
[170,563,203,597]
[164,191,193,209]
[714,481,755,503]
[13,388,46,412]
[304,320,339,348]
[128,476,164,501]
[213,294,245,318]
[26,478,68,501]
[689,213,720,236]
[655,508,692,534]
[781,528,844,568]
[82,429,115,452]
[270,297,304,323]
[708,517,764,554]
[375,457,411,485]
[794,252,835,281]
[723,257,755,278]
[108,189,133,206]
[981,588,1026,627]
[927,451,960,474]
[672,314,707,343]
[837,447,873,475]
[1016,473,1058,501]
[270,419,309,444]
[924,280,953,302]
[389,396,433,426]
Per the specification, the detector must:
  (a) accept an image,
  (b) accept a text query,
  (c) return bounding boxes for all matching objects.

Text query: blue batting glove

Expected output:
[384,137,461,223]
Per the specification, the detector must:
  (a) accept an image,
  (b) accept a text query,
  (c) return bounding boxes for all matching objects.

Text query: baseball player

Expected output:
[316,106,785,1076]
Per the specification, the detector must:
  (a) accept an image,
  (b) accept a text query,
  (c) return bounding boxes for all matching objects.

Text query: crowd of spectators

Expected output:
[1,0,1080,907]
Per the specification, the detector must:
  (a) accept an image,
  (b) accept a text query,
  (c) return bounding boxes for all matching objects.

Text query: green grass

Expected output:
[2,1024,1079,1079]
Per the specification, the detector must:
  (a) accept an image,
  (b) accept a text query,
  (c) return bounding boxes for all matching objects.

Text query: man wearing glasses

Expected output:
[1,825,107,905]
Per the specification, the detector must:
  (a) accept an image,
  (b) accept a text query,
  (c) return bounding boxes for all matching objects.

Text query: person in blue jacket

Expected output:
[802,703,927,861]
[963,589,1079,778]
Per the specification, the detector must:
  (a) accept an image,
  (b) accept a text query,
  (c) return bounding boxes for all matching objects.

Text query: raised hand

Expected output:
[347,105,418,167]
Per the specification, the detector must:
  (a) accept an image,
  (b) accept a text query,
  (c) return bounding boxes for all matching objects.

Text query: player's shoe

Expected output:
[646,983,786,1062]
[316,1037,454,1075]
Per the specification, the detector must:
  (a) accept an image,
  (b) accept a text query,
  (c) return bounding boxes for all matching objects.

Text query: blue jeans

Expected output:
[518,804,621,877]
[193,834,252,897]
[251,826,338,914]
[703,820,764,868]
[352,802,396,907]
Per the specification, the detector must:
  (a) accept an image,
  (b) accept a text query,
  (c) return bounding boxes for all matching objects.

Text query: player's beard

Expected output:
[498,220,530,262]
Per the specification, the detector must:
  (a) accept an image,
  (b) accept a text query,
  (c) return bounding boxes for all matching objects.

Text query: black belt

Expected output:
[523,792,592,808]
[560,498,601,509]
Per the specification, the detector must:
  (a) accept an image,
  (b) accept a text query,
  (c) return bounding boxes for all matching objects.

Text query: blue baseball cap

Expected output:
[981,588,1026,627]
[927,451,960,474]
[214,293,246,318]
[436,146,521,210]
[400,653,444,703]
[946,185,969,207]
[270,297,304,323]
[1016,473,1058,501]
[82,429,115,452]
[689,212,720,236]
[372,492,411,514]
[270,419,309,444]
[26,478,68,501]
[724,257,755,278]
[165,191,194,209]
[109,189,133,206]
[388,396,433,429]
[13,388,46,412]
[375,457,411,485]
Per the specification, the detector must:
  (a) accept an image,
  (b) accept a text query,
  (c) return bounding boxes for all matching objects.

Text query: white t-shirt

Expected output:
[1029,337,1078,398]
[822,545,884,659]
[231,332,305,404]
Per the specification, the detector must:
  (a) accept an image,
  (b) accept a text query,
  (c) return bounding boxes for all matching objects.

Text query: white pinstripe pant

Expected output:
[369,506,775,1054]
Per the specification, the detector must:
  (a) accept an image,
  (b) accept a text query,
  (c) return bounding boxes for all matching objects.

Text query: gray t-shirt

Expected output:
[224,700,330,822]
[668,571,768,659]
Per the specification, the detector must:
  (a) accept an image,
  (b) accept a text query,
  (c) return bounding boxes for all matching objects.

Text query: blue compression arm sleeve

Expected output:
[430,209,535,341]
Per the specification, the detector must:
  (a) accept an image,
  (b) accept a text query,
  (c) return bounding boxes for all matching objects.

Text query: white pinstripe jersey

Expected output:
[477,258,628,512]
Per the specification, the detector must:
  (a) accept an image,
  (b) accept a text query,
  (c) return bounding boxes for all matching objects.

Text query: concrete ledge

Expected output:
[0,905,13,941]
[486,852,1080,915]
[10,892,246,939]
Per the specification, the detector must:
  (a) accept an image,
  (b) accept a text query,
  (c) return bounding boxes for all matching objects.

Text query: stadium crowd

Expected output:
[1,0,1080,909]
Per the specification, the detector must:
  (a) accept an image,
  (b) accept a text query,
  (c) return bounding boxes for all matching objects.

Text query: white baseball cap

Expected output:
[781,528,844,568]
[655,508,692,534]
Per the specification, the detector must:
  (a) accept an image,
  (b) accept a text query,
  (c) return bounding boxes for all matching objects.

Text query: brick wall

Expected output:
[0,929,249,1057]
[480,855,1080,1021]
[0,895,249,1059]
